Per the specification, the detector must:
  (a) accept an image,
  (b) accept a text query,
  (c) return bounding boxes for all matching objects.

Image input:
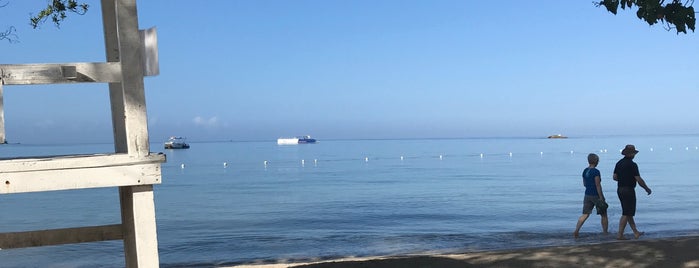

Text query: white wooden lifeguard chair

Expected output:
[0,0,165,267]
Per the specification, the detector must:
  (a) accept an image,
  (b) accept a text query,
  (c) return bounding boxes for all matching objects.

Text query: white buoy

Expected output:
[365,157,369,162]
[650,148,654,152]
[400,156,404,161]
[439,154,443,160]
[540,152,544,157]
[223,162,228,168]
[263,160,268,167]
[686,147,690,151]
[604,149,608,153]
[509,152,513,157]
[670,147,673,151]
[570,150,574,154]
[314,159,318,166]
[180,163,185,169]
[480,153,484,159]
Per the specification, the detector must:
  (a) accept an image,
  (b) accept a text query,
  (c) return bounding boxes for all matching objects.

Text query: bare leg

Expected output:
[627,216,644,239]
[617,215,628,240]
[601,214,609,234]
[574,214,590,238]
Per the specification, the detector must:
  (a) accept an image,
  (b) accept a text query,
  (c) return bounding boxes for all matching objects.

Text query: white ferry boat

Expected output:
[277,135,317,145]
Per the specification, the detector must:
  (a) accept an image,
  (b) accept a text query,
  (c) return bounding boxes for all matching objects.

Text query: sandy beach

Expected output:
[227,236,699,268]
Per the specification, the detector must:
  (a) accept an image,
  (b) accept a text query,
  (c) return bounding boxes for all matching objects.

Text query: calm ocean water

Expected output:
[1,136,698,267]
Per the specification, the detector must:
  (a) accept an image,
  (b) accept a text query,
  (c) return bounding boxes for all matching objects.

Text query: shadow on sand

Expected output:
[291,237,699,268]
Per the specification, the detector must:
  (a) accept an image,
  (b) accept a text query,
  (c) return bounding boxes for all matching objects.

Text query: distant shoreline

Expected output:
[6,133,699,146]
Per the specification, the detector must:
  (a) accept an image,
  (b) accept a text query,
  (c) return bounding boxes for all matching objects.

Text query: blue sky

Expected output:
[2,1,698,144]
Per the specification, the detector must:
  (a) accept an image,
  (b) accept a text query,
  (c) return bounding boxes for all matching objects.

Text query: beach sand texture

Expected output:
[228,236,699,268]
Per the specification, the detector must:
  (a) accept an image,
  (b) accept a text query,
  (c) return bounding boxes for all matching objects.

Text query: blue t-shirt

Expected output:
[582,167,600,196]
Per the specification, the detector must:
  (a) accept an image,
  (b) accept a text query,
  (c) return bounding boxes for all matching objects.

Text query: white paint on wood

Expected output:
[115,0,151,157]
[139,27,159,76]
[102,0,129,153]
[120,185,160,267]
[0,153,165,173]
[0,163,161,194]
[111,1,161,266]
[0,62,122,85]
[0,81,4,144]
[0,153,164,194]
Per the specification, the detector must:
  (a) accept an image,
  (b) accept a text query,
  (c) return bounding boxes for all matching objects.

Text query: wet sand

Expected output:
[227,236,699,268]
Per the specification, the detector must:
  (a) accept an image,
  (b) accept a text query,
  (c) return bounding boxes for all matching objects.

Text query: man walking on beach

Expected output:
[573,153,608,238]
[614,144,652,240]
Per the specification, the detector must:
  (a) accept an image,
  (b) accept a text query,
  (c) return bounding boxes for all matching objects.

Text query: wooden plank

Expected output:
[0,153,165,194]
[0,163,161,194]
[0,224,123,249]
[103,0,128,153]
[140,27,160,76]
[0,62,122,85]
[116,0,151,157]
[0,153,165,173]
[0,81,5,144]
[110,0,161,266]
[120,185,160,268]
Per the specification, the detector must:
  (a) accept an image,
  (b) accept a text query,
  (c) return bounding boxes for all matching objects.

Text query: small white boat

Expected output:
[277,135,317,145]
[164,136,190,149]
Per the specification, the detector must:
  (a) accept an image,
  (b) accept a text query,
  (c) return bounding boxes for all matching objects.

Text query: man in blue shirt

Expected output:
[614,144,652,240]
[574,153,608,238]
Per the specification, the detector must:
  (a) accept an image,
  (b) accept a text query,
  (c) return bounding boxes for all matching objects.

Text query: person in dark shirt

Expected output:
[573,153,608,238]
[613,144,652,240]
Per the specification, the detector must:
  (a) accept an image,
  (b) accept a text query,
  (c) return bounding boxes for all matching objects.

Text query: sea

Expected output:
[1,135,698,267]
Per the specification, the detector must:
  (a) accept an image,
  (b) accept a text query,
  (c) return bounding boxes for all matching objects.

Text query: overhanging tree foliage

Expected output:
[29,0,89,28]
[596,0,696,34]
[1,0,88,43]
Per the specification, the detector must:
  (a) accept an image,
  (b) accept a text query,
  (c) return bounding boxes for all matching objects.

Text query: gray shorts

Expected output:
[582,195,608,215]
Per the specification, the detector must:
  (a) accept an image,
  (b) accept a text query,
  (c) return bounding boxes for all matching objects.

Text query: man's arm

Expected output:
[595,176,605,200]
[635,176,652,195]
[613,173,618,181]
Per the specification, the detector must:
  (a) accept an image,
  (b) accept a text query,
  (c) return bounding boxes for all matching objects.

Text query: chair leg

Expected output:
[120,185,160,268]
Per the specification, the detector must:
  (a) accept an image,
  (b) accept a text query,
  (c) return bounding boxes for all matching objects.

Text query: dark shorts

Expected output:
[582,195,607,215]
[617,186,636,216]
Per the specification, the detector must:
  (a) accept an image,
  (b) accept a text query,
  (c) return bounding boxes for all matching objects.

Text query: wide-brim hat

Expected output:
[621,144,639,155]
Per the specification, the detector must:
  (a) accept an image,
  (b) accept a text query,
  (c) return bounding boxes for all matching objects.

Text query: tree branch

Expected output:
[29,0,89,29]
[1,26,18,43]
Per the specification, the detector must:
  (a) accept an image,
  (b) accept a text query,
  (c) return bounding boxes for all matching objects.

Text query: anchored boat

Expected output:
[277,135,317,145]
[164,136,190,149]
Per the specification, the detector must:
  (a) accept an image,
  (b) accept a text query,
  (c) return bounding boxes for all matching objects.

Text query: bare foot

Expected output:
[617,235,627,240]
[573,232,579,239]
[634,231,645,239]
